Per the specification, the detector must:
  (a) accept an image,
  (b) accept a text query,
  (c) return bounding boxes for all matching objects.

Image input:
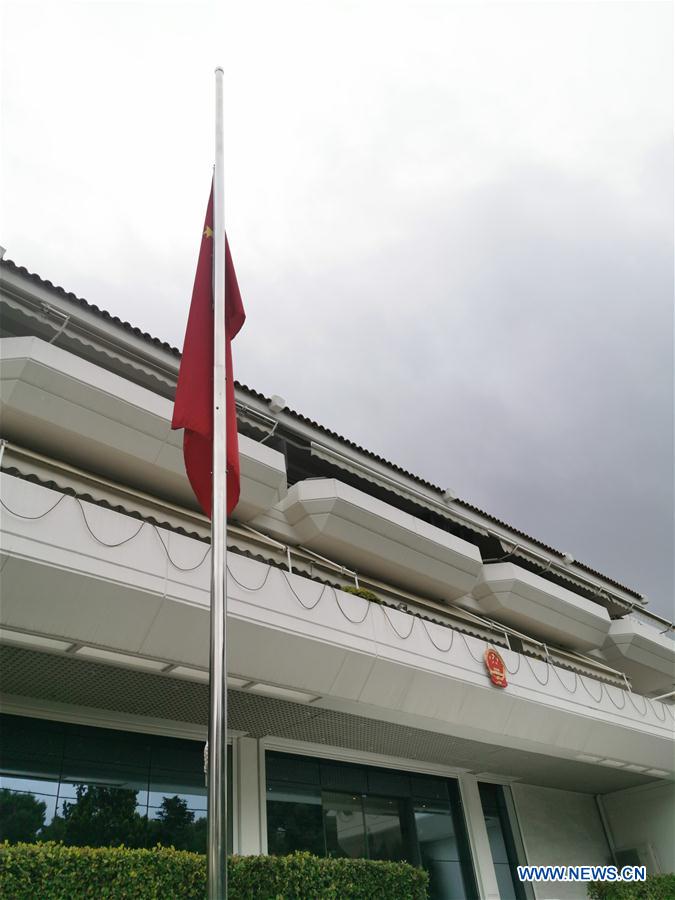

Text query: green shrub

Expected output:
[588,873,675,900]
[229,852,427,899]
[0,842,428,899]
[343,585,382,603]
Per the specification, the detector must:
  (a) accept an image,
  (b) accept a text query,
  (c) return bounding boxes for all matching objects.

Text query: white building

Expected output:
[0,257,673,899]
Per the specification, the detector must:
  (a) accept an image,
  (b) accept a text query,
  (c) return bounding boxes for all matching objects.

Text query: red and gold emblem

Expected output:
[484,647,508,688]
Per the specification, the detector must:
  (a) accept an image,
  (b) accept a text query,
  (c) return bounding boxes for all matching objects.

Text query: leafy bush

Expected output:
[229,852,427,899]
[343,585,382,603]
[588,874,675,900]
[0,842,429,899]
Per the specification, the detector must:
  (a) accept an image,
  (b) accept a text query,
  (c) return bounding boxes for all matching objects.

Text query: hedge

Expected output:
[0,843,429,899]
[588,874,675,900]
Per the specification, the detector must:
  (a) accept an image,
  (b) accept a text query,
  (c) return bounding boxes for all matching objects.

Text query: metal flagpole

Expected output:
[208,65,228,899]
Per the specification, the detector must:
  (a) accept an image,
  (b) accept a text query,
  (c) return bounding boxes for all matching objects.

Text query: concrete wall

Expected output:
[511,783,612,900]
[600,780,675,875]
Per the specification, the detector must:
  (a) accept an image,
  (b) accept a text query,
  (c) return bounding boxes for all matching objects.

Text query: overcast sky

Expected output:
[1,1,673,617]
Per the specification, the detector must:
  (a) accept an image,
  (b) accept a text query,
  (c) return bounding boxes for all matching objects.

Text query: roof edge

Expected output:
[0,256,647,603]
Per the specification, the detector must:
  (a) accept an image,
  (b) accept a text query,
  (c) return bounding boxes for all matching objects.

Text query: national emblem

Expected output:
[484,647,508,688]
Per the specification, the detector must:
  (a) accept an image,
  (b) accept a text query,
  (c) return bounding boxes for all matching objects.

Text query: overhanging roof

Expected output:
[0,646,664,794]
[0,257,647,602]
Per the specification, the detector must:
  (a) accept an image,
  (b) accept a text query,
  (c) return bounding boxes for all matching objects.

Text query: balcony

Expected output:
[602,617,675,695]
[472,563,611,651]
[275,478,483,602]
[0,336,287,520]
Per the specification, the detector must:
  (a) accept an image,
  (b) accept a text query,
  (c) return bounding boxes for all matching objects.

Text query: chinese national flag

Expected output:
[171,187,246,518]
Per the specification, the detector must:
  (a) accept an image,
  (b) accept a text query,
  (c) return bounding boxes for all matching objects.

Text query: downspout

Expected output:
[595,795,617,865]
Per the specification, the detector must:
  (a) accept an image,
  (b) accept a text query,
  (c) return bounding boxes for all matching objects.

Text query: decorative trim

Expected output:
[502,785,536,900]
[259,735,471,780]
[0,692,246,743]
[600,778,675,800]
[457,773,501,900]
[258,739,269,855]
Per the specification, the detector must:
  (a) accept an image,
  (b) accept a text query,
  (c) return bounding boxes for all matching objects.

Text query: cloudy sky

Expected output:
[1,1,673,617]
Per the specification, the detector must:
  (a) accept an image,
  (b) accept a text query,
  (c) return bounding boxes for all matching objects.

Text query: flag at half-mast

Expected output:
[171,187,246,517]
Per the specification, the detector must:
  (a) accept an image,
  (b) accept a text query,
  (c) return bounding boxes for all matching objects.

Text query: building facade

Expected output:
[0,257,673,899]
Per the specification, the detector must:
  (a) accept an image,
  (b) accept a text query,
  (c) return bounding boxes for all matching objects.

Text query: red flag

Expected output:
[172,187,246,518]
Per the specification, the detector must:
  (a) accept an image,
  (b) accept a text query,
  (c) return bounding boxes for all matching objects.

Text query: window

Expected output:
[0,714,231,852]
[266,782,324,856]
[364,794,410,862]
[479,782,526,900]
[323,791,368,858]
[415,799,474,900]
[266,751,477,898]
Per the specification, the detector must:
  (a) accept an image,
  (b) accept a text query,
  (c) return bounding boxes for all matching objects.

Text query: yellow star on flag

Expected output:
[203,225,213,239]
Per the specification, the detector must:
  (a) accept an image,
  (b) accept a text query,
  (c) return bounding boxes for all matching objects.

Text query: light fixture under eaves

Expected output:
[144,667,251,687]
[0,628,73,652]
[247,682,318,704]
[169,666,209,683]
[74,646,167,671]
[473,772,520,783]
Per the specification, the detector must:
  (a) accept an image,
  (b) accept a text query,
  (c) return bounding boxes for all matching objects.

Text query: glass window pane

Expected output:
[494,863,519,900]
[484,812,511,865]
[322,791,366,859]
[414,802,470,900]
[64,730,149,770]
[0,713,226,853]
[56,781,84,801]
[59,771,149,794]
[0,775,60,796]
[364,795,411,862]
[264,750,478,894]
[266,752,320,786]
[367,769,410,797]
[50,784,146,848]
[150,767,204,792]
[152,741,203,774]
[57,781,148,809]
[0,715,64,777]
[479,783,525,900]
[410,775,448,802]
[425,860,469,900]
[147,789,206,811]
[0,789,56,841]
[266,782,324,857]
[320,763,367,794]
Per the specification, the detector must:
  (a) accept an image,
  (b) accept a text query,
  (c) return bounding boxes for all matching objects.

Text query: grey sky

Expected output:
[1,1,673,616]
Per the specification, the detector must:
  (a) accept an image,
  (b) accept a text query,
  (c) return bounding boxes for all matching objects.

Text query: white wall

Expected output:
[600,780,675,875]
[511,783,612,900]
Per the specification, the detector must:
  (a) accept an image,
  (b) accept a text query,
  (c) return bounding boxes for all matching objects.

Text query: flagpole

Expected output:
[208,65,228,899]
